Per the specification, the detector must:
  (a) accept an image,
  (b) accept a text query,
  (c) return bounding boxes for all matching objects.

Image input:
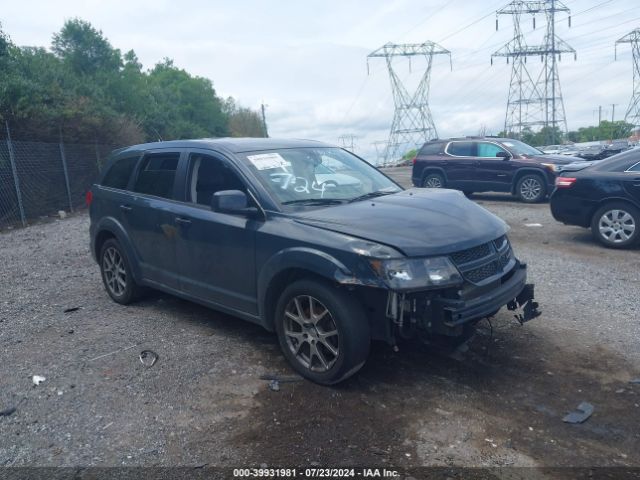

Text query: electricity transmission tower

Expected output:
[492,0,575,144]
[371,141,388,165]
[338,134,358,152]
[616,29,640,127]
[368,42,451,164]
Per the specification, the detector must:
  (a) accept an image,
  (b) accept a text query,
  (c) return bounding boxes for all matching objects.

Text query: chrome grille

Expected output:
[450,236,514,284]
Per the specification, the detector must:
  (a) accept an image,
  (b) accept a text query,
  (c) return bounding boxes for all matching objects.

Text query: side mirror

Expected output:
[496,151,511,160]
[212,190,257,216]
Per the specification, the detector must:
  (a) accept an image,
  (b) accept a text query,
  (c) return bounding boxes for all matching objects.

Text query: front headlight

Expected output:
[371,256,463,290]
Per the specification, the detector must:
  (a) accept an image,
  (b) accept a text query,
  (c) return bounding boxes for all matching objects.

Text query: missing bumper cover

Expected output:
[507,283,540,324]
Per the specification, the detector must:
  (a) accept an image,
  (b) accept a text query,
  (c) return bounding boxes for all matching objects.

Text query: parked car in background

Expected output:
[550,149,640,248]
[411,136,583,203]
[89,138,540,384]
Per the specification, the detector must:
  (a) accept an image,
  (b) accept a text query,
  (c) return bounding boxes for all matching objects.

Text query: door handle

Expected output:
[175,217,192,225]
[119,204,132,212]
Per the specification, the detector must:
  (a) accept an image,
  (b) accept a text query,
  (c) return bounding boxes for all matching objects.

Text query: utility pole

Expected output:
[260,102,269,138]
[493,1,575,142]
[598,105,602,126]
[611,103,617,140]
[368,42,451,164]
[615,29,640,127]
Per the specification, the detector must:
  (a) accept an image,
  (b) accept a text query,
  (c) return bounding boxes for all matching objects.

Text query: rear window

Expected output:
[447,142,475,157]
[133,153,180,199]
[101,156,138,190]
[419,142,444,156]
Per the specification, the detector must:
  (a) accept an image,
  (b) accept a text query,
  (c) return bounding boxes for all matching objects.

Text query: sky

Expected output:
[1,0,639,161]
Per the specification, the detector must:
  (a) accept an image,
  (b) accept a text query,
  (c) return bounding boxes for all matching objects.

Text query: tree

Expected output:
[51,18,121,75]
[223,97,266,137]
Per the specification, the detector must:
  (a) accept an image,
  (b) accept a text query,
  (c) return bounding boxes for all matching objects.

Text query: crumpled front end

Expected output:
[377,235,540,345]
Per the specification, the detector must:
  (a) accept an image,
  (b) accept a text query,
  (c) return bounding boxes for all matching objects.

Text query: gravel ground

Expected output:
[0,168,639,471]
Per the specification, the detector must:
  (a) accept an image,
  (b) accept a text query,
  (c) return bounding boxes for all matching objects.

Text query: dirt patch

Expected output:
[232,319,640,468]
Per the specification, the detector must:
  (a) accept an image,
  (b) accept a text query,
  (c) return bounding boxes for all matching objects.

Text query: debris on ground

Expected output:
[139,350,159,368]
[629,378,640,384]
[32,375,46,386]
[88,344,137,362]
[0,406,17,417]
[563,402,594,424]
[268,380,280,392]
[58,210,67,219]
[524,223,543,227]
[63,307,81,313]
[259,374,303,383]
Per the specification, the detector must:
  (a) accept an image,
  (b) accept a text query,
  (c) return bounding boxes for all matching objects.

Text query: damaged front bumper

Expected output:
[385,261,540,340]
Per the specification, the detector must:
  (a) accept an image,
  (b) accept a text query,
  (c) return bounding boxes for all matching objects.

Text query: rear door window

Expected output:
[446,142,475,157]
[133,152,180,199]
[101,156,139,190]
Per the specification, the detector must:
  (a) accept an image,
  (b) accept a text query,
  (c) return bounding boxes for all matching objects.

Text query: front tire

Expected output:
[422,172,445,189]
[274,279,370,385]
[590,203,639,248]
[100,238,143,304]
[516,174,546,203]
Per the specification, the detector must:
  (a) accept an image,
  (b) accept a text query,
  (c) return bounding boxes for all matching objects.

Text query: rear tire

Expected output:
[99,238,143,305]
[422,172,445,189]
[590,202,640,249]
[274,279,370,385]
[516,174,546,203]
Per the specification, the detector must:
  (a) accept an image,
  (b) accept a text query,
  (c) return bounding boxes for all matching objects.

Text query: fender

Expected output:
[257,247,386,325]
[92,216,143,284]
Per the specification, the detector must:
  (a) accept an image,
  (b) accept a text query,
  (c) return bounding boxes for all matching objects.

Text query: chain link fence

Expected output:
[0,125,118,229]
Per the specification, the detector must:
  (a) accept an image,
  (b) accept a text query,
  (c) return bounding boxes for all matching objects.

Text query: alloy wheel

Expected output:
[598,209,636,243]
[102,246,127,296]
[283,295,339,373]
[520,178,542,201]
[424,176,443,188]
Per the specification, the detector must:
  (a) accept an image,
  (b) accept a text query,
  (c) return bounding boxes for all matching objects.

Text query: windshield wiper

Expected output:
[348,190,396,203]
[281,198,345,206]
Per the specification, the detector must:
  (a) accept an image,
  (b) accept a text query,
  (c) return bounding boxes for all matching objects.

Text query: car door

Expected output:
[125,149,186,289]
[623,160,640,203]
[474,141,513,191]
[443,141,477,188]
[174,150,259,315]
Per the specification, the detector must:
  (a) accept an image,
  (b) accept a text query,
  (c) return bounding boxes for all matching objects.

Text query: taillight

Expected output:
[412,156,417,165]
[85,190,93,206]
[555,177,577,188]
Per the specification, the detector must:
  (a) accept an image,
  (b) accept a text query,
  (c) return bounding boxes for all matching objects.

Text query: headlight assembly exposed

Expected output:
[371,256,463,290]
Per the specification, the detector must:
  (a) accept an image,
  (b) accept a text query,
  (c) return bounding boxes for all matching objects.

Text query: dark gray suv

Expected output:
[89,138,540,384]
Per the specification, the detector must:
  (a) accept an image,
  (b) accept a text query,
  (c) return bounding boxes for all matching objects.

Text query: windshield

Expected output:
[501,139,544,156]
[243,147,401,207]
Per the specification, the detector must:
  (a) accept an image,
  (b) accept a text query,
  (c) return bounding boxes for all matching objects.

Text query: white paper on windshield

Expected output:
[247,153,290,170]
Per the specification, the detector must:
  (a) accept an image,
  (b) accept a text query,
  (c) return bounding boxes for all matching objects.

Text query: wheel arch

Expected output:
[92,217,143,283]
[421,167,448,185]
[258,247,374,331]
[590,196,640,224]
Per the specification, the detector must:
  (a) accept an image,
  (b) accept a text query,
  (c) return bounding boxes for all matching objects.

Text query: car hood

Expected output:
[530,154,585,164]
[290,189,509,257]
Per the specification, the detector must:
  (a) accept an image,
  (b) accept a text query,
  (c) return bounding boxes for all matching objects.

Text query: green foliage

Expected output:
[402,148,417,160]
[499,121,635,147]
[0,19,264,145]
[566,121,634,143]
[223,97,267,137]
